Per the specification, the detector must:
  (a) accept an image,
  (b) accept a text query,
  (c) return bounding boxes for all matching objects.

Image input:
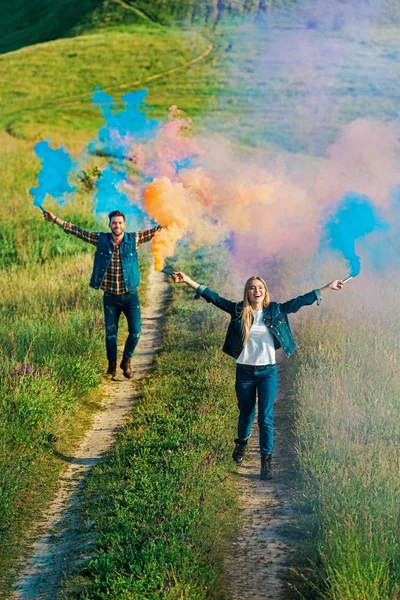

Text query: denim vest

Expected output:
[196,286,322,359]
[89,232,140,291]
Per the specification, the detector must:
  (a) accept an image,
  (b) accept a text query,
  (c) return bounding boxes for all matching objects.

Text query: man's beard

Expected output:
[112,228,124,237]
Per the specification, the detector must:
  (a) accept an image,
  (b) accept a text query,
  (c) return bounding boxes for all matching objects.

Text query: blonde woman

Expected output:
[172,271,344,480]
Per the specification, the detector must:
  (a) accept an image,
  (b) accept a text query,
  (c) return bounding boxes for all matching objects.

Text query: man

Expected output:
[44,209,161,379]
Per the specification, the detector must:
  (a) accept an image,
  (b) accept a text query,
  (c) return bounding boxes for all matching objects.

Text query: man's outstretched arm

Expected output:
[43,210,99,246]
[135,225,162,249]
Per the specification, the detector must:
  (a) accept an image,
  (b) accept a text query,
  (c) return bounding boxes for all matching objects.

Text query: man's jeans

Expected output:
[103,291,141,362]
[235,363,278,455]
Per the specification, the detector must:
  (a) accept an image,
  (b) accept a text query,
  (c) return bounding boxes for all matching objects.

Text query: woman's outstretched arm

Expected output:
[172,271,239,315]
[280,279,345,314]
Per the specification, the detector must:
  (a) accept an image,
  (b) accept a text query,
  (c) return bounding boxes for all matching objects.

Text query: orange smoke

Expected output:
[142,177,195,271]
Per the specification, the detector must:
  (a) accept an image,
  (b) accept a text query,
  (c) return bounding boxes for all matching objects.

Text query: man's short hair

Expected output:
[109,210,126,222]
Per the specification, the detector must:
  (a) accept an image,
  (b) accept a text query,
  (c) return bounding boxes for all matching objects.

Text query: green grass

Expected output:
[0,0,306,56]
[3,10,400,154]
[0,253,103,590]
[0,247,154,593]
[291,295,400,599]
[59,251,238,599]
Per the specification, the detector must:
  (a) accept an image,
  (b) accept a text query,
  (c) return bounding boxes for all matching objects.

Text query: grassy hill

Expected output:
[0,0,303,55]
[0,28,211,141]
[3,0,400,57]
[0,0,158,55]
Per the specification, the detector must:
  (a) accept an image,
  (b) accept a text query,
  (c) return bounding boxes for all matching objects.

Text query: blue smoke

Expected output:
[174,153,199,174]
[94,164,146,220]
[89,88,159,158]
[321,193,388,276]
[31,88,197,225]
[30,140,76,206]
[88,88,160,221]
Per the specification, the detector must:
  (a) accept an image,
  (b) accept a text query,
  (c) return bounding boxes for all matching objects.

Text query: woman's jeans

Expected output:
[235,363,278,455]
[103,291,141,362]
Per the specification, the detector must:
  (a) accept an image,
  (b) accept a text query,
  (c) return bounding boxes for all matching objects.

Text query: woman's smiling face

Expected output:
[247,279,266,306]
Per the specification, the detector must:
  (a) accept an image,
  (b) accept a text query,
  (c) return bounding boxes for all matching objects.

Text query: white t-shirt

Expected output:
[237,310,276,366]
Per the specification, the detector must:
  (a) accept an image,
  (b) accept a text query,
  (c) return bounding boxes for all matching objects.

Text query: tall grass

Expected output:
[292,282,400,599]
[0,254,103,587]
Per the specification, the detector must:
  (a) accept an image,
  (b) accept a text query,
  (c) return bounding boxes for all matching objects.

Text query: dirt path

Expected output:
[13,268,170,600]
[224,363,298,600]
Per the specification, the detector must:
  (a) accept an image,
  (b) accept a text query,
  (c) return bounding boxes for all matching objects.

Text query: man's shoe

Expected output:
[120,357,133,379]
[105,361,117,379]
[232,438,247,465]
[260,453,273,480]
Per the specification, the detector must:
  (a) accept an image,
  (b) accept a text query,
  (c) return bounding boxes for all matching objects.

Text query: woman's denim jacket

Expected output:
[195,286,322,358]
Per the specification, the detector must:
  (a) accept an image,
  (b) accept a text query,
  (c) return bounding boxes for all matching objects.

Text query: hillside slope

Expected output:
[0,0,301,55]
[0,0,156,55]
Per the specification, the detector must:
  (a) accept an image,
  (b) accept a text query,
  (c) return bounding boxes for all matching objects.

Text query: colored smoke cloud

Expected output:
[143,178,193,271]
[30,140,76,206]
[95,164,145,221]
[321,193,388,277]
[30,92,400,275]
[30,4,400,276]
[90,88,159,159]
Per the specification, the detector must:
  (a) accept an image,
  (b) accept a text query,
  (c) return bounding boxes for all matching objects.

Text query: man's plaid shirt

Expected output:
[63,222,162,295]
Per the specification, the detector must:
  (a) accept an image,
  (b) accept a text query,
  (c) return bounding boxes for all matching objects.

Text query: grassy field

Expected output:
[0,252,103,587]
[291,281,400,599]
[1,1,400,598]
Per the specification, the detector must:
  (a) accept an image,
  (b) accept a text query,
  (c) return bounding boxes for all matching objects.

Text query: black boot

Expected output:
[260,453,273,480]
[232,438,247,465]
[105,361,117,379]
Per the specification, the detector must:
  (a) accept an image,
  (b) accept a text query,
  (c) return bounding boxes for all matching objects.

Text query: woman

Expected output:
[172,271,345,480]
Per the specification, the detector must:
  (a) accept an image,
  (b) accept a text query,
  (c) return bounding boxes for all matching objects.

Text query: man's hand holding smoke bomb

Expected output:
[42,209,64,227]
[43,209,56,222]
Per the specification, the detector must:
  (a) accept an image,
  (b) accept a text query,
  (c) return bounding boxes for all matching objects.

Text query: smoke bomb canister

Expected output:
[342,275,353,284]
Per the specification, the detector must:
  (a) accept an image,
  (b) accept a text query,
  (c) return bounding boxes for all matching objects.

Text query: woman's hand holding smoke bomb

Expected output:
[172,271,200,292]
[172,271,187,283]
[320,279,345,294]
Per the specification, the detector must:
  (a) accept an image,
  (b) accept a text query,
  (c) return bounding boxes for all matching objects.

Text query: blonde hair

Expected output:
[241,276,270,344]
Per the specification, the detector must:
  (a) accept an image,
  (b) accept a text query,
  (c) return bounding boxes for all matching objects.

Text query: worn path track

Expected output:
[225,363,298,600]
[13,268,170,600]
[3,32,215,130]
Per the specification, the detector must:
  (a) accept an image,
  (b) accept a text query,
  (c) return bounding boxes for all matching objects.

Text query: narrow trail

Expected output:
[225,363,298,600]
[13,268,170,600]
